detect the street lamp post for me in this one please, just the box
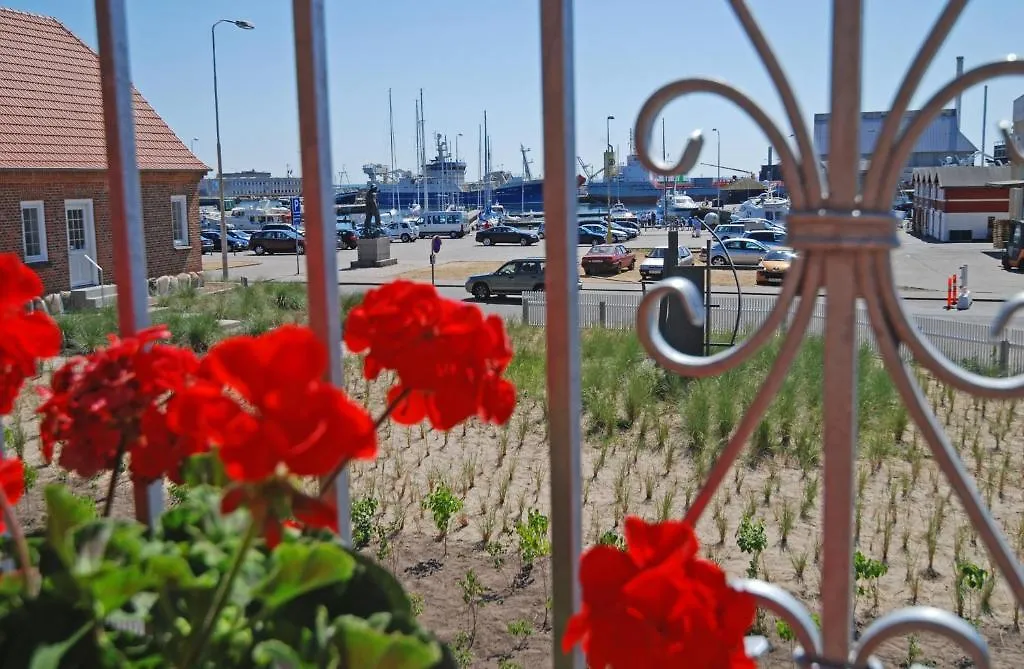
[212,18,255,282]
[455,133,463,162]
[712,127,721,206]
[606,115,614,243]
[190,137,199,153]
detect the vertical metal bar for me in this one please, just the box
[94,0,162,527]
[292,0,348,542]
[818,0,863,662]
[539,1,582,667]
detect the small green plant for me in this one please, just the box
[853,550,888,616]
[955,559,988,621]
[451,631,474,668]
[776,619,795,646]
[507,618,533,651]
[597,529,625,549]
[736,514,767,579]
[423,482,463,556]
[517,509,552,624]
[351,495,378,549]
[409,592,425,619]
[168,482,188,506]
[459,569,487,645]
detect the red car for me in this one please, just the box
[581,244,636,275]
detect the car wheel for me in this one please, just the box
[628,260,636,271]
[449,231,459,239]
[472,283,490,300]
[401,233,411,243]
[253,244,266,255]
[520,237,531,246]
[583,267,593,276]
[482,237,493,246]
[297,244,306,255]
[711,256,726,266]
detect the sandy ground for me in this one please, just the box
[7,352,1023,668]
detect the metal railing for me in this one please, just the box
[59,1,1024,667]
[523,290,1024,375]
[81,254,105,306]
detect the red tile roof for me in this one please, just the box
[0,7,208,171]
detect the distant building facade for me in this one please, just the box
[199,170,302,198]
[814,109,977,186]
[911,166,1011,241]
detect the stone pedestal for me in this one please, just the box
[350,237,398,269]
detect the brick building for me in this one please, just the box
[0,8,208,295]
[910,166,1011,241]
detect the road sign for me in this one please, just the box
[431,235,442,254]
[291,197,303,227]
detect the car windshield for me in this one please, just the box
[647,248,665,258]
[589,245,616,255]
[764,250,794,261]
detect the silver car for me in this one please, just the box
[639,246,694,280]
[466,258,582,299]
[701,238,770,266]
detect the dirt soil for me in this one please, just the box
[7,349,1024,668]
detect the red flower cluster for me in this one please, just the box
[171,325,376,483]
[564,517,755,669]
[0,254,61,415]
[0,458,25,533]
[344,281,516,430]
[38,326,201,482]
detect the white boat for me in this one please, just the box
[666,191,699,215]
[608,202,638,224]
[229,198,292,231]
[734,187,790,225]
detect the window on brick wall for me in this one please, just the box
[171,195,188,247]
[20,201,47,262]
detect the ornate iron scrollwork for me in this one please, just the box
[632,0,1024,665]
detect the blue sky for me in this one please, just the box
[8,1,1024,182]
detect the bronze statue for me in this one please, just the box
[365,184,382,235]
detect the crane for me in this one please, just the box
[577,157,605,182]
[520,144,533,181]
[698,162,755,178]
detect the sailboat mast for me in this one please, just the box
[388,88,396,210]
[483,110,490,211]
[478,124,482,210]
[419,89,427,210]
[414,100,421,210]
[661,118,668,221]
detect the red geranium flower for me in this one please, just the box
[344,281,516,430]
[0,253,61,415]
[0,458,25,533]
[220,479,339,548]
[38,326,200,481]
[563,517,755,669]
[171,325,376,482]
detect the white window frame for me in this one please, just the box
[20,200,47,263]
[170,195,189,247]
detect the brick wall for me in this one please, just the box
[0,169,205,294]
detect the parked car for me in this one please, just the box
[582,244,636,275]
[743,229,787,247]
[614,219,641,235]
[249,229,306,255]
[639,246,694,280]
[578,226,605,245]
[383,220,420,243]
[260,222,302,235]
[699,238,770,266]
[201,230,248,252]
[581,223,628,243]
[200,235,214,255]
[756,248,798,285]
[710,223,747,240]
[476,225,539,246]
[536,223,545,239]
[609,221,639,240]
[335,222,359,249]
[418,211,468,238]
[464,258,581,299]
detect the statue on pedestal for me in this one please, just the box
[364,184,383,237]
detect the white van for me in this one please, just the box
[418,211,468,239]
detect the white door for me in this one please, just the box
[65,199,98,287]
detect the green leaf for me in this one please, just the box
[78,565,147,615]
[335,615,441,669]
[180,453,230,489]
[28,621,92,669]
[342,549,413,619]
[45,485,97,566]
[256,542,355,613]
[252,639,310,667]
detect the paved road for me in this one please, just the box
[207,226,1024,327]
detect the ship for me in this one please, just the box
[583,151,662,205]
[364,134,470,210]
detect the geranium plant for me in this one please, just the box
[0,257,515,669]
